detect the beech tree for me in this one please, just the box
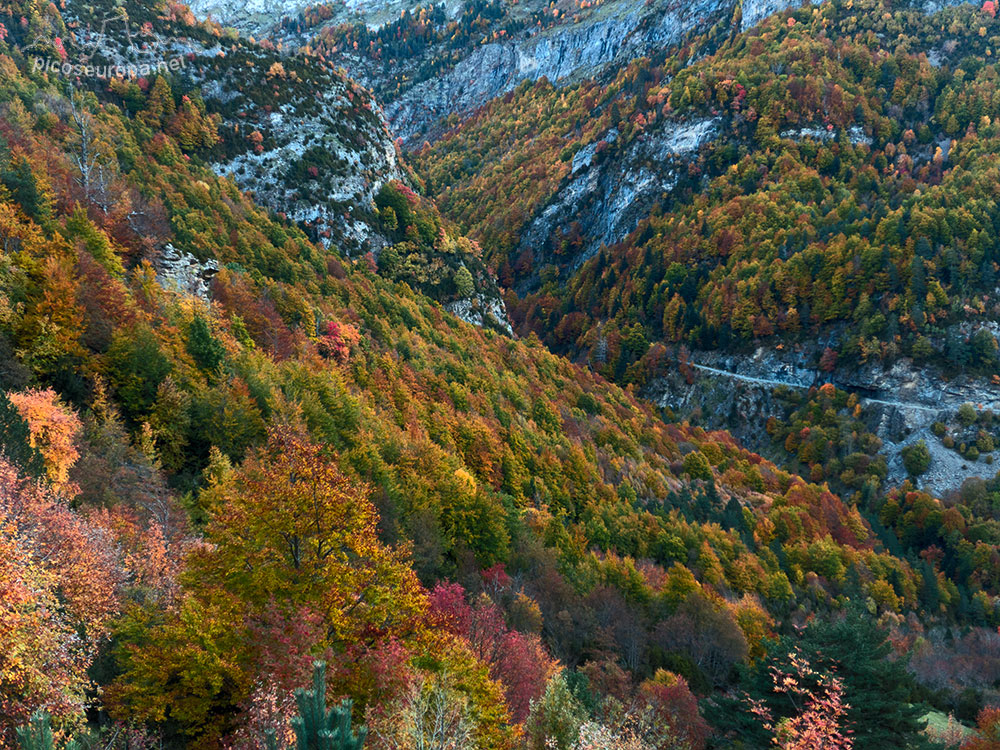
[109,426,426,743]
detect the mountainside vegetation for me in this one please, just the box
[3,0,1000,749]
[416,0,1000,382]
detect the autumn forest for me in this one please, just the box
[4,0,1000,748]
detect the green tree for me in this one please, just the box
[16,712,79,750]
[709,611,929,750]
[971,329,998,370]
[0,390,46,479]
[453,265,475,298]
[526,671,587,750]
[682,450,713,481]
[105,325,173,421]
[901,441,931,477]
[275,661,366,750]
[958,402,978,427]
[187,316,226,372]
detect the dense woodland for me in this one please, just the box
[416,0,1000,382]
[2,0,1000,749]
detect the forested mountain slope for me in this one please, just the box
[2,0,1000,749]
[417,0,1000,385]
[44,0,509,326]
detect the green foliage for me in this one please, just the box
[453,265,475,298]
[63,206,124,278]
[682,450,713,481]
[291,662,366,750]
[525,672,587,750]
[105,326,173,422]
[187,316,225,372]
[710,610,929,750]
[15,712,79,750]
[2,156,51,224]
[959,402,979,427]
[902,441,932,477]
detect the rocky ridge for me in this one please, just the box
[64,0,403,254]
[379,0,733,144]
[59,0,507,325]
[183,0,814,146]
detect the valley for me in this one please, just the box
[3,0,1000,748]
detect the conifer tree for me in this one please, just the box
[0,390,46,480]
[15,712,78,750]
[291,662,366,750]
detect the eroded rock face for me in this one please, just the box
[186,0,306,31]
[202,80,406,252]
[187,0,465,33]
[381,0,730,144]
[514,117,719,294]
[740,0,802,30]
[184,0,735,145]
[155,244,220,301]
[446,294,514,335]
[64,0,404,255]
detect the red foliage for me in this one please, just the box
[0,460,123,737]
[639,674,710,750]
[315,320,359,363]
[428,582,557,723]
[747,650,852,750]
[963,706,1000,749]
[229,602,328,750]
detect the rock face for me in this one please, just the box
[740,0,803,30]
[59,0,505,324]
[155,244,220,301]
[515,117,720,293]
[185,0,306,31]
[200,75,406,253]
[187,0,465,33]
[64,0,404,255]
[184,0,736,145]
[446,295,514,336]
[380,0,731,144]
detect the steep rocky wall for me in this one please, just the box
[187,0,466,32]
[514,117,720,293]
[383,0,731,144]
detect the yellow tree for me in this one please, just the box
[192,424,426,642]
[110,425,427,742]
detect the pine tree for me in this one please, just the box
[801,612,930,749]
[707,610,930,749]
[15,711,79,750]
[290,662,366,750]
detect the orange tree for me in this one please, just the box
[108,425,427,744]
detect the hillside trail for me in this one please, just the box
[690,363,943,414]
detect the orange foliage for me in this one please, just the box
[8,388,81,492]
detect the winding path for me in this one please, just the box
[690,363,943,414]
